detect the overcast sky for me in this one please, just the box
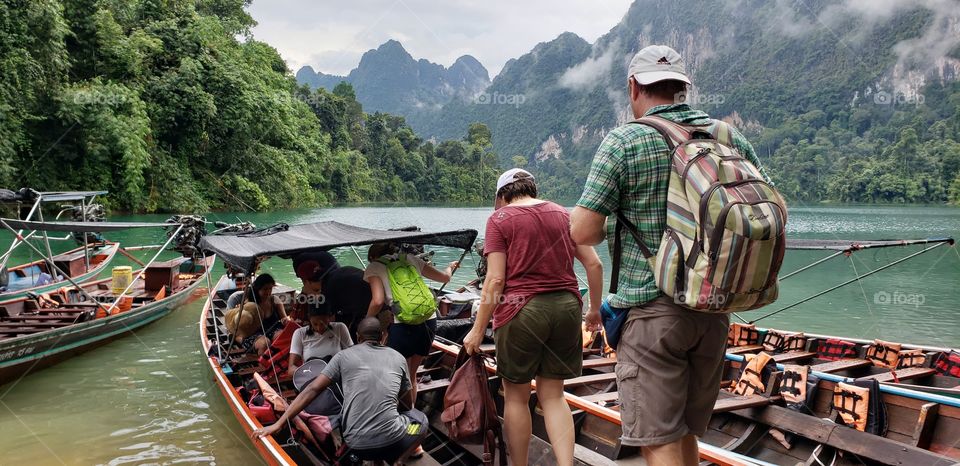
[247,0,634,77]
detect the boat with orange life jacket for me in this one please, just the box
[198,220,486,465]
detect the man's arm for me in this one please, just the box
[252,374,333,439]
[571,132,625,245]
[570,208,607,246]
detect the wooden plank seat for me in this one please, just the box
[713,392,781,413]
[0,321,72,328]
[581,391,620,404]
[727,344,764,355]
[563,373,617,388]
[418,378,452,394]
[810,358,872,373]
[771,351,817,363]
[2,315,81,321]
[857,367,937,383]
[582,358,616,370]
[730,401,954,465]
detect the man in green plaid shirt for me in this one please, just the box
[571,45,767,465]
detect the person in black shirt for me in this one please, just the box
[292,252,372,338]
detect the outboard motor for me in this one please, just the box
[64,203,106,244]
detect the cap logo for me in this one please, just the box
[657,56,671,65]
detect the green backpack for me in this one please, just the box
[380,257,437,324]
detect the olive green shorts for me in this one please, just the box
[494,291,583,384]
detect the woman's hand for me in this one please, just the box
[585,307,602,333]
[251,422,282,440]
[463,327,484,355]
[447,261,460,271]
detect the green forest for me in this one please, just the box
[0,0,499,212]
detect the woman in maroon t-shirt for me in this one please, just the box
[464,168,603,466]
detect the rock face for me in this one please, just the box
[295,40,490,115]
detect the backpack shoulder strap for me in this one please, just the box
[609,210,654,294]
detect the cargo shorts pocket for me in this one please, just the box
[614,362,640,428]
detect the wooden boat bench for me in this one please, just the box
[581,391,620,404]
[810,358,872,373]
[729,400,954,464]
[714,392,782,413]
[582,358,616,370]
[563,373,617,388]
[727,345,764,355]
[771,351,816,363]
[857,367,937,383]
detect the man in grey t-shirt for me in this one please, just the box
[253,317,429,464]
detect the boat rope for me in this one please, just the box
[847,255,877,328]
[748,241,949,324]
[350,246,366,267]
[779,250,846,281]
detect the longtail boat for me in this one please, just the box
[0,218,215,385]
[2,242,119,301]
[197,221,769,466]
[0,189,120,301]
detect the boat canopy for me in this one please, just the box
[0,218,172,232]
[0,189,108,204]
[787,237,954,253]
[200,221,479,273]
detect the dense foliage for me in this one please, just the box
[0,0,498,212]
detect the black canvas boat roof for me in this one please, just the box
[200,221,478,272]
[787,237,954,252]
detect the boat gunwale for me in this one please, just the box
[199,274,296,466]
[0,242,120,302]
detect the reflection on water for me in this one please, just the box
[0,205,957,464]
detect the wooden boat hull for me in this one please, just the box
[0,242,119,302]
[0,255,212,386]
[200,275,301,466]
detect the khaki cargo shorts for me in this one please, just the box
[615,297,729,447]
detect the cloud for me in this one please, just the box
[246,0,633,76]
[558,40,620,90]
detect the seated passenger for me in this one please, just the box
[292,251,372,334]
[225,273,251,309]
[287,304,353,376]
[224,273,289,348]
[364,242,458,400]
[253,317,428,465]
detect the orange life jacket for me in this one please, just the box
[762,329,806,353]
[833,382,870,432]
[896,349,926,369]
[780,364,809,405]
[934,351,960,377]
[732,352,773,396]
[864,339,900,368]
[728,323,760,347]
[816,338,858,361]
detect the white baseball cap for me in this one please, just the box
[628,45,691,85]
[495,168,534,196]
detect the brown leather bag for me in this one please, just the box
[441,348,506,465]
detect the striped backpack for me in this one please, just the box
[611,116,787,313]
